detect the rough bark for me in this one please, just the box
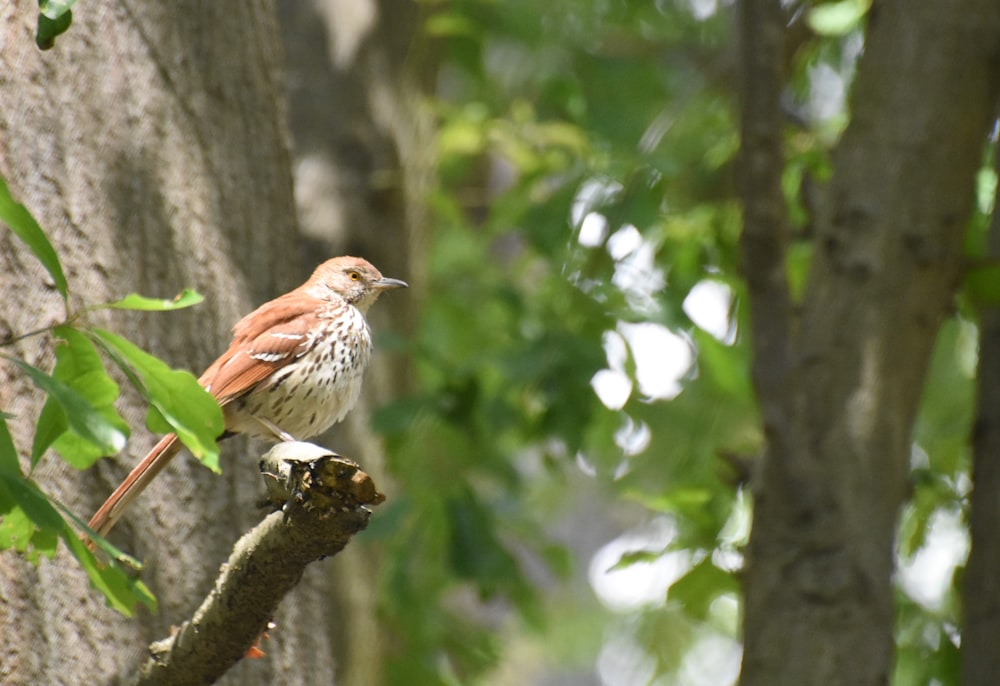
[739,1,1000,685]
[0,2,370,684]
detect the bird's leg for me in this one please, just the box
[253,416,299,443]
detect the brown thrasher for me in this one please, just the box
[87,256,407,537]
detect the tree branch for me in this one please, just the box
[135,443,384,686]
[737,0,794,416]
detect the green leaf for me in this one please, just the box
[39,0,77,19]
[62,531,157,615]
[35,8,73,50]
[0,413,21,477]
[0,175,68,299]
[32,326,130,468]
[0,475,61,562]
[31,399,67,470]
[8,474,154,613]
[36,1,77,50]
[0,472,64,532]
[976,165,997,216]
[6,357,127,459]
[807,0,871,36]
[0,470,154,614]
[0,506,36,553]
[963,263,1000,306]
[52,498,144,570]
[446,489,530,601]
[90,329,223,471]
[669,557,739,620]
[610,547,669,571]
[785,241,813,303]
[96,288,205,312]
[424,12,482,38]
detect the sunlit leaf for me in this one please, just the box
[6,357,127,460]
[0,505,36,553]
[51,498,145,570]
[976,166,997,216]
[610,547,669,571]
[0,175,67,298]
[96,288,205,312]
[807,0,871,36]
[424,12,481,38]
[90,329,223,471]
[913,319,975,478]
[669,557,739,620]
[32,326,130,468]
[38,0,77,19]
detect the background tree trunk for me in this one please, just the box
[276,1,430,683]
[0,1,416,683]
[740,2,1000,685]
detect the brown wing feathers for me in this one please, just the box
[87,293,320,538]
[200,292,320,402]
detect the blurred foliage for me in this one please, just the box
[367,0,987,684]
[378,0,754,682]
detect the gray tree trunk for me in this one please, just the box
[0,1,379,683]
[739,1,1000,685]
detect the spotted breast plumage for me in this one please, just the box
[226,304,372,440]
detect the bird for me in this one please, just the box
[87,256,407,538]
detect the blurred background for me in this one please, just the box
[278,1,970,684]
[0,0,978,684]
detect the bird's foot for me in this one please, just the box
[254,416,299,443]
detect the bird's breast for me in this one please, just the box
[229,307,373,441]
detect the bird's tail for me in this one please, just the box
[87,434,182,539]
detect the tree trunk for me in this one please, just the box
[739,1,1000,685]
[277,1,431,683]
[0,2,367,683]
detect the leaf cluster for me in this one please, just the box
[0,175,223,614]
[376,1,757,681]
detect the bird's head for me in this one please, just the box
[309,256,408,311]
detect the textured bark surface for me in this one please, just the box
[0,2,351,684]
[739,1,1000,685]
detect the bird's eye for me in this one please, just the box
[348,271,361,281]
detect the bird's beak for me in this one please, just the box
[374,277,408,291]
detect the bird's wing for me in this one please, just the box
[199,291,327,403]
